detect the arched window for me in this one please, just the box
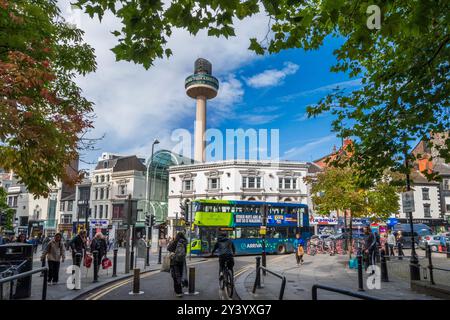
[248,197,256,201]
[285,198,292,202]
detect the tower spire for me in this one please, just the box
[185,58,219,162]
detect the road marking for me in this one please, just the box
[85,259,211,300]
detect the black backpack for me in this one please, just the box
[173,241,186,263]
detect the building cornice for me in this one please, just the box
[168,160,310,173]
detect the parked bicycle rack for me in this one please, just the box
[252,257,286,300]
[312,284,381,300]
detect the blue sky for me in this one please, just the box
[61,2,362,169]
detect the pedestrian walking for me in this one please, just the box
[387,230,396,256]
[293,233,305,265]
[90,232,107,275]
[363,227,377,271]
[41,233,65,285]
[396,231,405,258]
[70,230,87,267]
[167,232,187,297]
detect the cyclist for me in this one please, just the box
[212,232,236,280]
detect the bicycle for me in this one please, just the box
[219,260,234,298]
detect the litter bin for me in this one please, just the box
[0,243,33,299]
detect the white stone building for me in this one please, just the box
[397,170,442,225]
[167,160,311,235]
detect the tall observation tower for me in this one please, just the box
[185,58,219,162]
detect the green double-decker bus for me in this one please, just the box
[187,199,311,256]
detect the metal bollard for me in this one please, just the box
[145,245,150,267]
[42,268,48,300]
[185,267,199,295]
[357,250,364,291]
[130,250,134,270]
[427,245,435,285]
[255,256,262,289]
[129,268,144,295]
[447,244,450,259]
[158,245,162,264]
[112,248,118,277]
[380,250,389,282]
[384,242,390,261]
[93,250,99,283]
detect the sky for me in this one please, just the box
[60,1,362,170]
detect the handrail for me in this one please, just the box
[426,244,450,285]
[252,257,286,300]
[0,267,48,300]
[312,284,381,300]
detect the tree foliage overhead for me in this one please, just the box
[305,166,400,221]
[0,187,14,230]
[75,0,449,185]
[0,0,97,196]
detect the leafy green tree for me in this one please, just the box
[0,187,14,230]
[75,0,449,184]
[0,0,97,197]
[305,166,399,258]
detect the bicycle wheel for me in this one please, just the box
[219,271,225,290]
[224,269,234,298]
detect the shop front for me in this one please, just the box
[397,218,449,233]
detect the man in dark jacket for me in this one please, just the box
[363,227,377,271]
[212,232,236,279]
[70,230,86,266]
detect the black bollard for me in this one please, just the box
[145,245,150,267]
[357,250,364,291]
[129,268,144,295]
[112,248,118,277]
[380,249,389,282]
[185,267,199,295]
[384,242,390,261]
[447,244,450,259]
[158,245,162,264]
[93,250,99,283]
[255,256,262,289]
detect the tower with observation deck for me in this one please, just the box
[185,58,219,163]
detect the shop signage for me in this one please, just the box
[90,219,109,228]
[309,216,338,225]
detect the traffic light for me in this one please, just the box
[150,215,155,226]
[145,215,150,226]
[0,213,5,227]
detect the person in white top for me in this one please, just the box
[387,230,396,256]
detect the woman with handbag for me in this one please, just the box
[167,232,187,297]
[90,232,107,276]
[293,233,305,266]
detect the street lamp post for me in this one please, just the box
[145,139,159,243]
[404,146,420,281]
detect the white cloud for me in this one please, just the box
[245,62,299,88]
[283,135,335,160]
[280,79,362,102]
[57,0,270,168]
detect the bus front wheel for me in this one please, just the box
[276,245,286,254]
